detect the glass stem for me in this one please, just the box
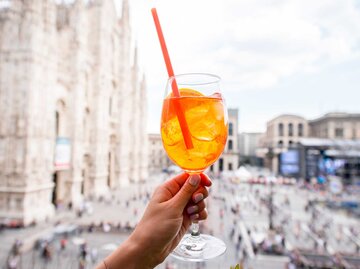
[191,221,200,237]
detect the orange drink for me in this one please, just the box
[152,6,227,259]
[161,88,228,172]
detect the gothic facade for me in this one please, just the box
[0,0,148,225]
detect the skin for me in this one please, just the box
[96,173,211,269]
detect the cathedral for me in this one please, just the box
[0,0,148,225]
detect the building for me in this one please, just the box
[148,134,171,174]
[211,108,240,174]
[265,114,309,149]
[263,114,308,174]
[0,0,148,225]
[239,132,263,166]
[298,138,360,185]
[262,112,360,178]
[309,112,360,139]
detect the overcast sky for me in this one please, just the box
[115,0,360,134]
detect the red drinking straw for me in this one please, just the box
[151,8,194,149]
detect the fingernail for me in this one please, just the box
[189,175,200,186]
[193,193,204,203]
[190,213,199,221]
[187,205,198,215]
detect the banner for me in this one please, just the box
[54,137,71,170]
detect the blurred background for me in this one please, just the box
[0,0,359,268]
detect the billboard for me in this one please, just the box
[280,150,299,175]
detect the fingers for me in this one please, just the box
[197,209,208,221]
[200,173,212,187]
[162,172,189,196]
[192,185,209,204]
[186,200,208,222]
[171,174,201,211]
[153,173,189,202]
[186,200,206,215]
[154,173,212,204]
[189,209,208,222]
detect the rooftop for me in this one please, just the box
[310,112,360,123]
[299,138,360,149]
[267,114,307,124]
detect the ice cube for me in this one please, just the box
[190,118,222,142]
[185,103,210,124]
[161,117,183,146]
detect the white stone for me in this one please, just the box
[0,0,148,225]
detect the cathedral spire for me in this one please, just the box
[121,0,130,24]
[133,46,138,68]
[140,73,147,97]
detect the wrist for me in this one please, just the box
[129,228,163,268]
[104,233,157,269]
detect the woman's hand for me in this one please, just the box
[132,173,211,266]
[98,173,211,269]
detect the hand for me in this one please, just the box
[99,173,211,269]
[132,173,211,266]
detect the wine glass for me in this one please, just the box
[161,73,228,261]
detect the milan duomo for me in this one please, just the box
[0,0,148,225]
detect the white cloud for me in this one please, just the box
[115,0,360,132]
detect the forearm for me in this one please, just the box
[96,232,158,269]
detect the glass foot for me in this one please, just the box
[171,234,226,262]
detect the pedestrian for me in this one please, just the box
[281,236,286,248]
[42,242,52,263]
[80,243,88,260]
[68,201,73,211]
[230,227,235,239]
[77,208,83,218]
[238,234,242,244]
[60,237,67,251]
[11,240,21,256]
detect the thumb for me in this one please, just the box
[172,174,201,211]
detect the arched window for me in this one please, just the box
[278,123,284,136]
[55,100,66,137]
[298,123,303,136]
[288,123,293,137]
[219,158,224,172]
[229,122,233,136]
[278,140,283,148]
[228,140,233,151]
[289,140,293,148]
